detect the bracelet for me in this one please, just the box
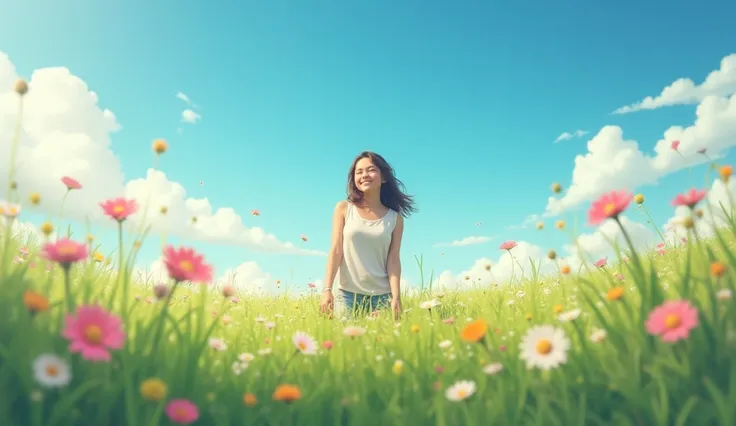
[322,288,332,292]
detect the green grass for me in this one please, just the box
[1,210,735,426]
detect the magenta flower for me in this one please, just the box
[163,245,213,283]
[672,189,707,209]
[165,399,200,424]
[41,239,88,269]
[645,300,699,343]
[594,258,607,268]
[100,197,139,222]
[588,190,633,225]
[671,140,680,150]
[61,176,82,190]
[62,305,126,361]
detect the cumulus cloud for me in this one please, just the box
[614,53,736,114]
[434,216,659,290]
[433,235,492,248]
[181,109,201,124]
[554,129,588,143]
[0,51,320,256]
[544,93,736,217]
[176,92,191,105]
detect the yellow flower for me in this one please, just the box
[551,183,562,193]
[411,324,420,333]
[555,220,565,229]
[392,360,404,375]
[525,313,532,321]
[93,252,105,263]
[634,194,644,204]
[606,287,624,301]
[139,378,167,401]
[29,193,41,205]
[553,304,563,314]
[152,139,168,155]
[40,222,54,236]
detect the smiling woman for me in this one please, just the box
[320,151,417,320]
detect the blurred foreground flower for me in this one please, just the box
[62,304,126,362]
[273,384,302,403]
[645,300,699,343]
[445,380,476,401]
[32,354,71,388]
[140,378,167,401]
[165,399,200,424]
[163,245,213,283]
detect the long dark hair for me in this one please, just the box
[346,151,417,217]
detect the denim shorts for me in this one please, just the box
[336,289,391,317]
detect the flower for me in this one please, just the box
[645,300,699,343]
[392,360,404,375]
[671,189,707,209]
[100,197,138,222]
[551,182,562,193]
[460,318,487,343]
[23,290,50,313]
[606,287,624,301]
[208,338,227,351]
[300,234,308,242]
[163,245,213,283]
[519,325,571,370]
[590,328,607,343]
[152,139,168,154]
[594,258,607,268]
[61,304,126,362]
[61,176,81,190]
[438,340,452,349]
[560,265,571,274]
[321,340,333,350]
[720,165,732,183]
[588,190,632,225]
[165,399,200,424]
[243,392,257,406]
[499,241,517,251]
[634,193,644,204]
[32,354,71,388]
[411,324,420,333]
[140,378,167,401]
[273,384,302,403]
[41,239,88,269]
[292,331,317,355]
[445,380,476,401]
[343,326,366,337]
[0,201,21,218]
[482,362,503,375]
[558,309,581,322]
[671,140,680,150]
[14,78,28,95]
[251,209,260,216]
[710,261,726,278]
[419,299,441,309]
[40,221,54,236]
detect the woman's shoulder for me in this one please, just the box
[333,200,350,215]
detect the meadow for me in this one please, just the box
[2,79,736,426]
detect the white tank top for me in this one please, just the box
[338,201,398,295]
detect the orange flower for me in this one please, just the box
[552,304,563,314]
[152,139,168,154]
[243,392,257,406]
[720,165,733,183]
[711,261,726,278]
[23,290,50,313]
[606,287,624,301]
[560,265,571,275]
[273,384,302,403]
[460,318,487,343]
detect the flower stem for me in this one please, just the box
[63,265,74,313]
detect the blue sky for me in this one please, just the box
[2,0,736,291]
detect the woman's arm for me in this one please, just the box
[387,214,405,300]
[323,201,347,292]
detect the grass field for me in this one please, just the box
[2,80,736,426]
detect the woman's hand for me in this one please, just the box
[391,297,402,321]
[319,290,334,316]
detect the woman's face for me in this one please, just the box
[354,157,383,193]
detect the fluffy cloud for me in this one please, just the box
[554,129,588,143]
[434,216,658,290]
[181,109,201,124]
[176,92,192,105]
[614,53,736,114]
[433,235,492,248]
[0,51,320,256]
[545,93,736,217]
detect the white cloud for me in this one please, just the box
[176,92,191,104]
[544,93,736,217]
[433,235,492,248]
[181,109,201,124]
[614,53,736,114]
[435,216,659,289]
[554,129,588,143]
[0,51,321,256]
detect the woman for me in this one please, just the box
[320,151,416,320]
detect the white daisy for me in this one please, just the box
[438,340,452,349]
[208,337,227,351]
[589,328,607,343]
[32,354,71,388]
[445,380,476,401]
[419,299,441,309]
[238,352,255,362]
[292,331,317,355]
[558,309,581,322]
[257,348,272,356]
[482,362,503,375]
[717,289,732,301]
[343,326,366,337]
[519,325,571,370]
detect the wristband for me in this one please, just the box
[322,288,332,292]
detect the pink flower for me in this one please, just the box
[61,176,82,190]
[251,209,260,216]
[41,238,88,268]
[645,300,699,343]
[163,245,213,283]
[672,189,707,209]
[165,399,200,424]
[61,304,126,361]
[300,234,308,242]
[307,282,316,289]
[442,316,455,324]
[656,243,664,249]
[671,140,680,150]
[594,258,607,268]
[322,340,333,350]
[499,241,517,251]
[588,190,633,225]
[100,197,138,222]
[657,249,666,256]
